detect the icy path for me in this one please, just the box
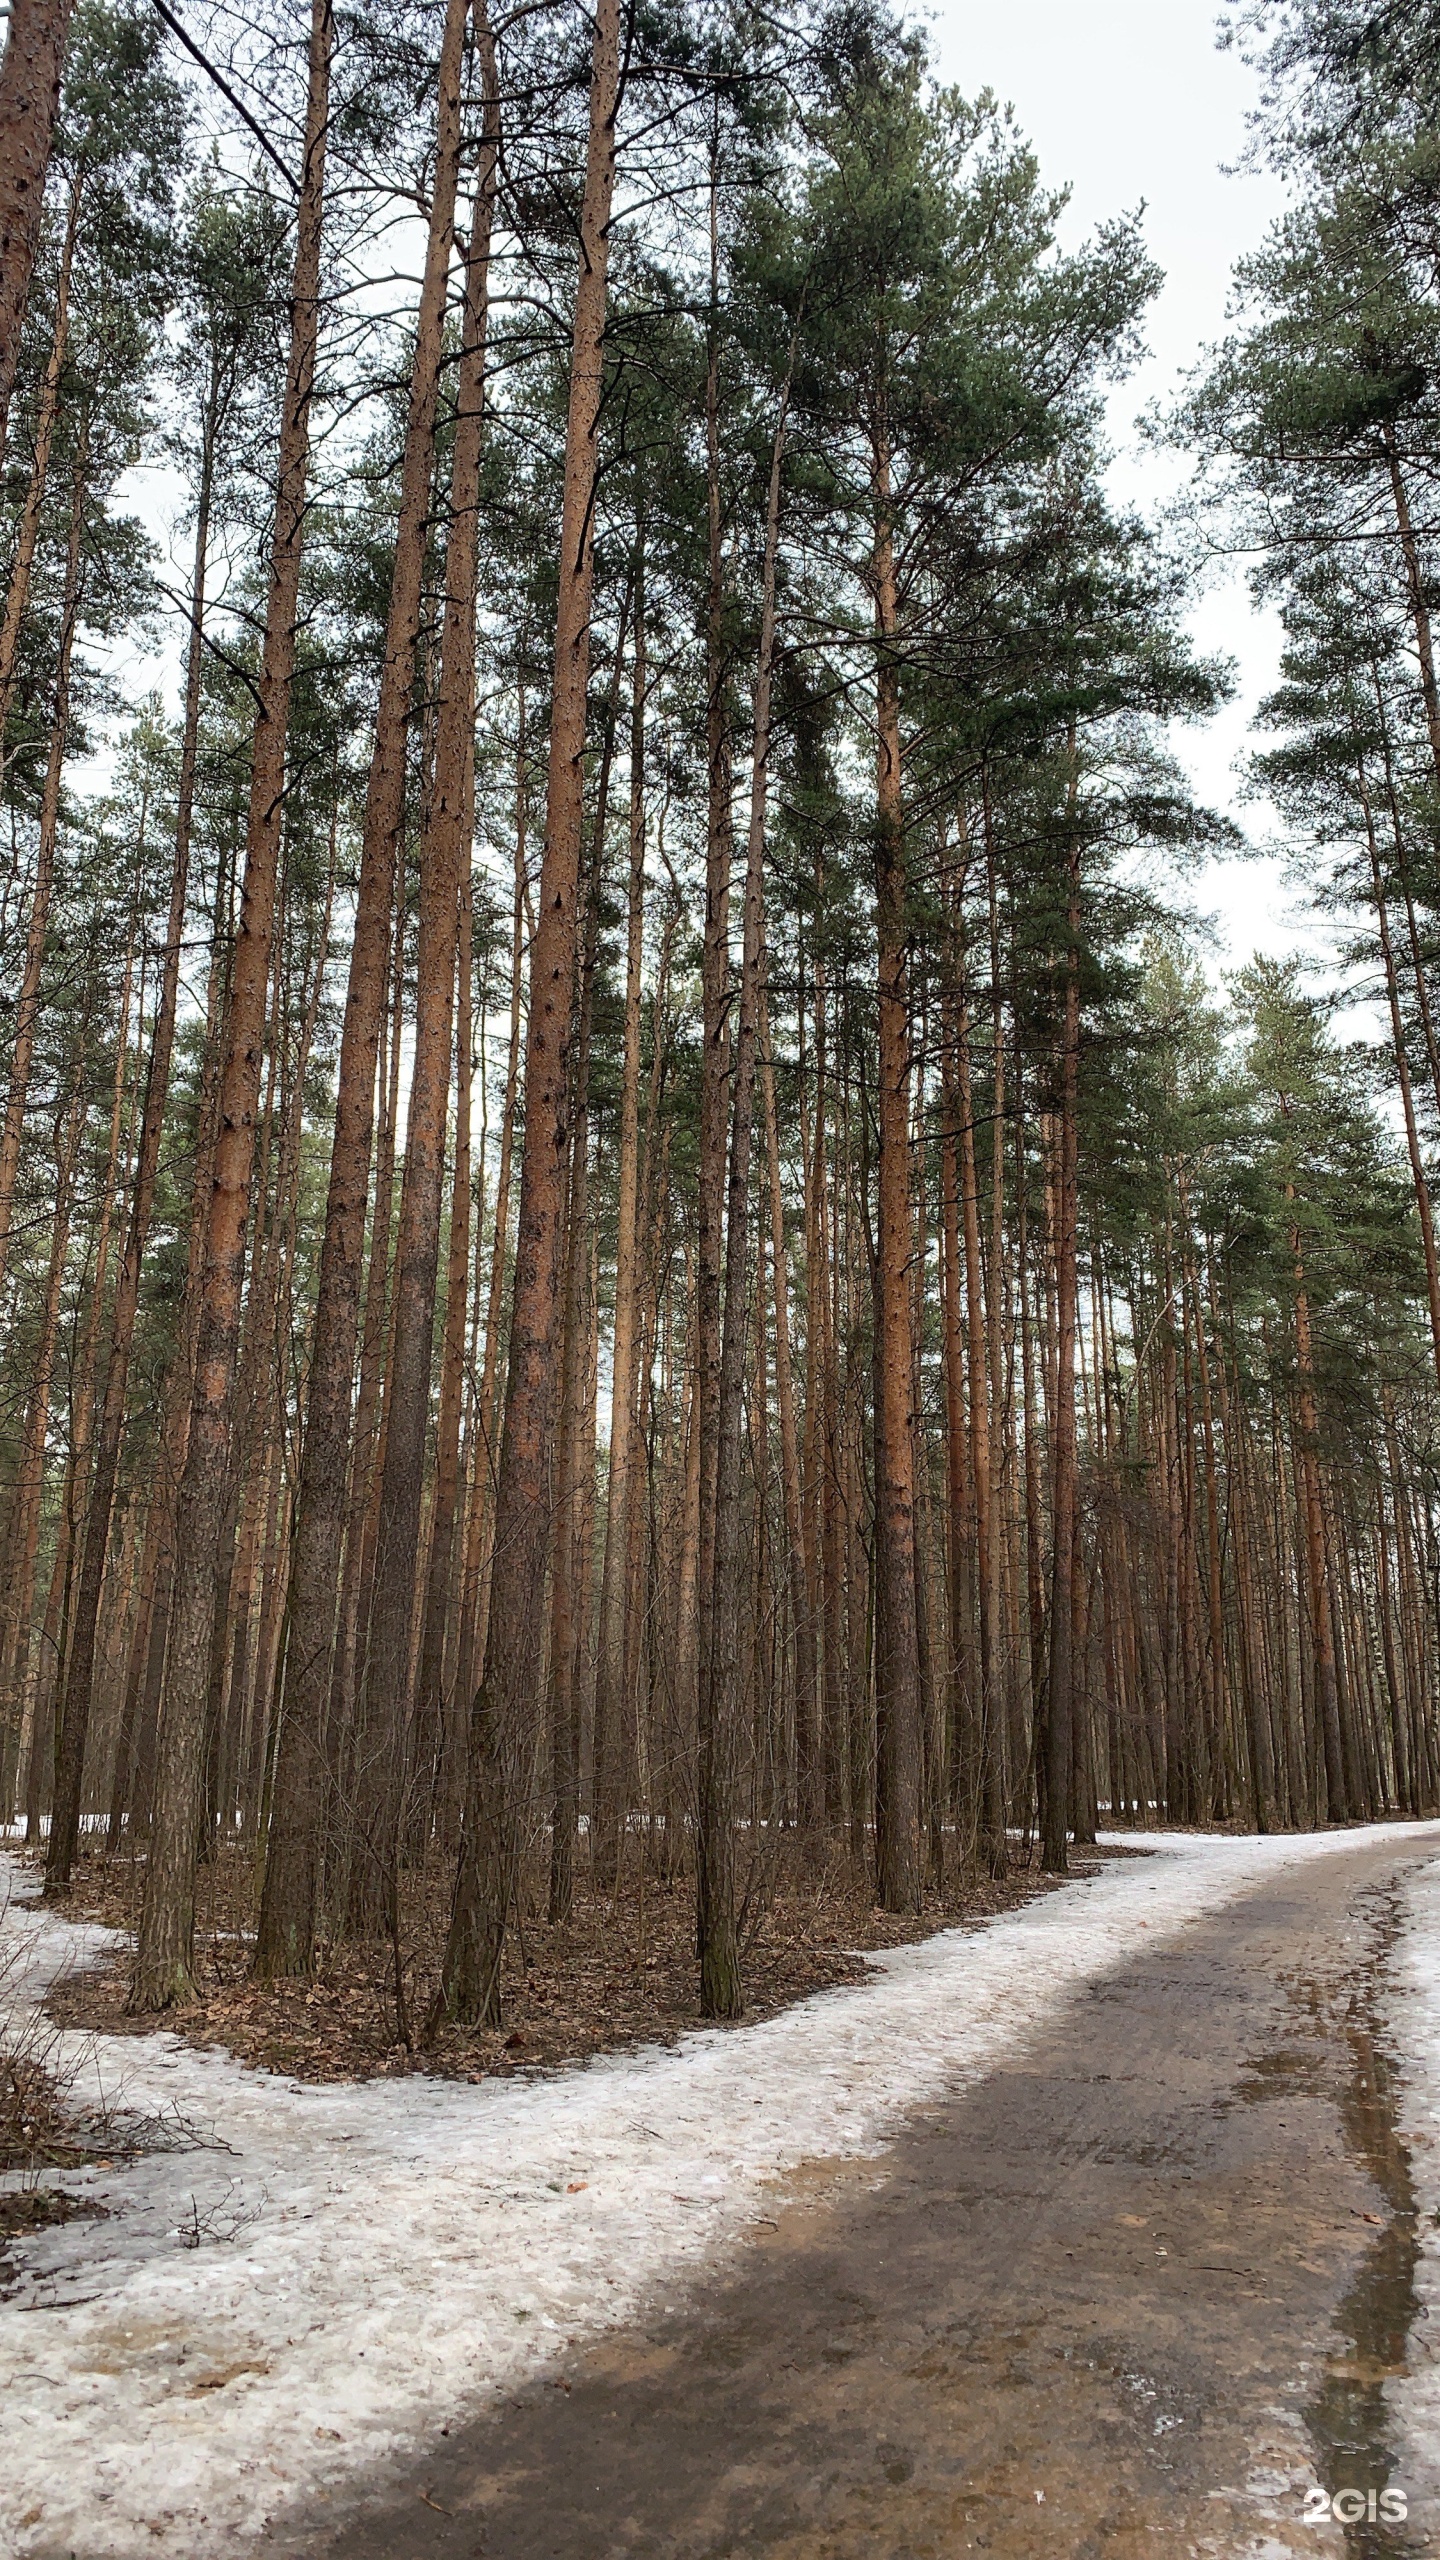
[0,1828,1435,2560]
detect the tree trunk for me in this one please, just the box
[1013,1041,1047,1783]
[542,590,626,1915]
[695,144,732,1767]
[1382,426,1440,793]
[255,0,483,1980]
[433,0,621,2028]
[0,1068,83,1784]
[46,891,139,1795]
[699,371,788,2014]
[47,403,217,1893]
[351,56,496,1934]
[107,900,226,1850]
[326,891,405,1836]
[409,861,474,1844]
[0,0,75,468]
[1041,812,1081,1874]
[545,830,603,1925]
[870,424,921,1915]
[938,981,975,1851]
[130,0,332,2011]
[592,569,647,1888]
[1289,1220,1348,1822]
[0,407,85,1305]
[1357,754,1440,1392]
[953,929,1005,1874]
[0,164,79,734]
[760,986,817,1831]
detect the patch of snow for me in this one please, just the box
[2,1826,1434,2557]
[1385,1845,1440,2520]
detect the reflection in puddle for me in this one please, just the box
[1301,1896,1423,2558]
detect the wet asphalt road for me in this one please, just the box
[269,1835,1440,2560]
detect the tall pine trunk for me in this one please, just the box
[0,0,75,467]
[410,862,474,1841]
[130,0,332,2011]
[695,140,732,1760]
[699,372,788,2014]
[1289,1216,1349,1822]
[1041,814,1081,1873]
[0,163,78,731]
[760,987,817,1830]
[592,569,646,1887]
[870,423,921,1914]
[254,0,483,1977]
[0,1062,83,1784]
[47,396,217,1893]
[433,0,621,2027]
[356,68,497,1925]
[0,409,85,1304]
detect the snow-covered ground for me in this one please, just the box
[1,1827,1437,2560]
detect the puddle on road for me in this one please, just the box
[1301,1892,1424,2560]
[1232,2043,1328,2106]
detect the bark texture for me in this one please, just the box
[0,0,74,468]
[433,0,621,2028]
[131,0,332,2011]
[254,0,483,1978]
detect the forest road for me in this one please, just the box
[274,1833,1440,2560]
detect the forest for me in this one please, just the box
[0,0,1437,2052]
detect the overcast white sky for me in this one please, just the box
[928,0,1326,979]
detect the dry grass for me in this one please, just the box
[34,1830,1095,2086]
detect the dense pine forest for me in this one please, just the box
[1,0,1438,2040]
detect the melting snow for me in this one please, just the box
[1385,1848,1440,2519]
[2,1825,1436,2557]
